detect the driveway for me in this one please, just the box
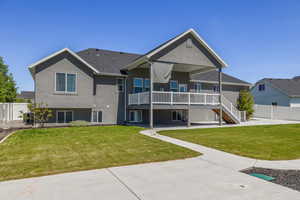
[0,157,299,200]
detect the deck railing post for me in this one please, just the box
[204,94,207,104]
[188,93,190,105]
[171,92,173,105]
[138,93,140,105]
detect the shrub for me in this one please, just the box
[237,90,254,120]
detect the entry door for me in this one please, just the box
[179,84,187,92]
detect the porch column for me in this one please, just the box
[149,63,153,129]
[218,68,223,126]
[187,106,191,127]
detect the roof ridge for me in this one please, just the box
[77,48,141,56]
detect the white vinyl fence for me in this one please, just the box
[0,103,29,122]
[254,104,300,121]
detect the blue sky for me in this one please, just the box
[1,0,300,92]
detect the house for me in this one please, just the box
[28,28,250,127]
[251,77,300,107]
[17,91,34,102]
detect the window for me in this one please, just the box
[272,102,278,106]
[133,78,143,93]
[213,85,220,92]
[56,110,73,123]
[92,111,102,122]
[55,73,76,93]
[117,78,124,92]
[129,110,142,122]
[172,110,184,121]
[195,83,202,93]
[170,80,178,92]
[179,84,187,92]
[258,84,265,91]
[144,79,150,92]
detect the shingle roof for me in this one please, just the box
[76,48,141,75]
[17,91,34,99]
[261,77,300,97]
[190,70,251,86]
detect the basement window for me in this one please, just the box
[129,110,142,122]
[92,111,102,123]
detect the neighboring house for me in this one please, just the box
[28,28,249,126]
[251,77,300,107]
[16,91,34,102]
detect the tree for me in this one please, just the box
[21,103,53,127]
[0,57,17,102]
[237,90,254,120]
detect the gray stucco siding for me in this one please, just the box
[35,58,94,108]
[150,33,221,68]
[94,75,125,124]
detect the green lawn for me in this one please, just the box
[0,126,199,181]
[159,124,300,161]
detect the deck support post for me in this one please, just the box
[187,105,191,127]
[149,63,153,129]
[218,68,223,126]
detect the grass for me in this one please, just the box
[0,126,200,181]
[159,124,300,160]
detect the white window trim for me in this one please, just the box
[129,110,142,122]
[54,72,77,94]
[91,110,102,123]
[56,110,74,123]
[133,77,144,93]
[116,78,124,92]
[170,80,178,91]
[179,84,188,92]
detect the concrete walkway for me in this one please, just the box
[141,118,300,170]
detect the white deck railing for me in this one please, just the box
[128,91,220,105]
[221,95,242,122]
[128,91,245,123]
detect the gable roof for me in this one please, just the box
[123,28,228,70]
[190,70,251,86]
[28,29,227,77]
[28,48,101,76]
[76,48,141,76]
[258,78,300,97]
